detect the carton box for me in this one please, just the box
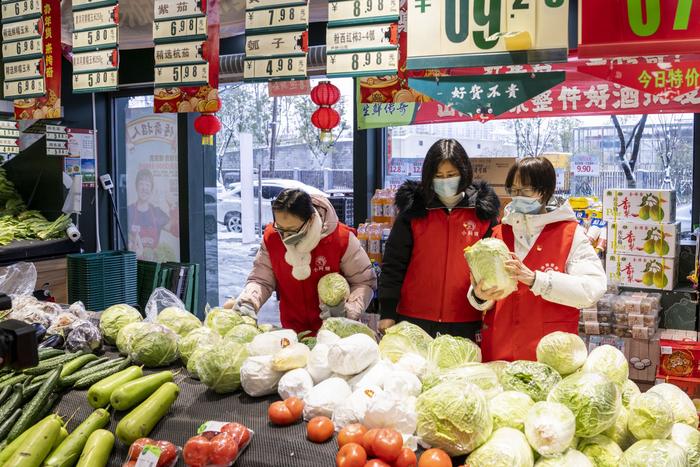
[620,286,699,331]
[660,329,698,341]
[659,339,700,379]
[607,222,680,258]
[586,333,660,383]
[606,254,678,291]
[603,189,676,223]
[471,157,516,197]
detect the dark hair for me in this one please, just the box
[272,189,314,221]
[135,169,154,187]
[505,157,557,204]
[421,139,473,199]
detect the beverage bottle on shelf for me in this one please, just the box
[382,189,396,225]
[368,223,382,264]
[370,190,383,223]
[357,223,368,253]
[380,227,391,259]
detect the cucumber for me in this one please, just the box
[38,349,64,360]
[35,392,60,422]
[68,359,130,389]
[110,371,174,411]
[23,352,84,376]
[0,374,29,390]
[0,385,23,422]
[59,358,127,389]
[0,408,22,441]
[115,382,180,445]
[60,354,98,377]
[0,385,12,406]
[5,367,62,443]
[43,408,110,467]
[4,415,62,467]
[75,429,114,467]
[82,357,110,370]
[0,415,62,464]
[0,372,16,384]
[87,366,143,408]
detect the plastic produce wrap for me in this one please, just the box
[466,427,535,467]
[378,321,433,362]
[306,343,333,384]
[525,401,576,457]
[464,238,518,297]
[317,273,350,307]
[224,324,261,344]
[327,334,379,376]
[348,360,394,391]
[536,332,588,376]
[501,360,561,402]
[248,330,298,356]
[534,449,594,466]
[65,319,102,352]
[648,383,700,428]
[603,405,635,450]
[489,391,534,432]
[319,317,375,339]
[156,307,202,338]
[383,370,421,398]
[197,341,249,394]
[670,423,700,466]
[9,304,53,328]
[46,312,81,336]
[577,434,624,467]
[427,334,481,370]
[128,323,180,367]
[67,301,88,319]
[205,306,245,336]
[303,377,352,420]
[240,355,284,397]
[627,392,674,440]
[363,392,418,435]
[582,345,629,387]
[116,321,149,355]
[0,261,37,296]
[178,327,220,365]
[271,343,310,372]
[423,364,501,399]
[187,346,214,380]
[621,440,687,467]
[123,439,179,467]
[183,421,254,467]
[332,385,382,430]
[395,353,428,380]
[99,304,143,345]
[278,368,314,400]
[145,287,186,321]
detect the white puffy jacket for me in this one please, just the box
[468,201,607,311]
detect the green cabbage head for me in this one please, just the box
[317,273,350,306]
[416,381,492,456]
[205,307,245,336]
[621,379,641,408]
[466,427,534,467]
[627,392,674,440]
[156,306,202,337]
[224,323,262,344]
[178,327,220,365]
[423,364,501,399]
[464,238,517,296]
[577,435,623,467]
[320,317,376,339]
[525,401,576,457]
[648,383,700,428]
[582,345,628,387]
[489,390,534,432]
[99,304,142,344]
[378,321,432,362]
[536,331,588,376]
[427,334,481,370]
[547,372,620,438]
[116,321,148,355]
[534,449,594,466]
[129,323,179,367]
[485,360,509,380]
[500,360,562,402]
[187,346,213,379]
[671,423,700,467]
[621,440,687,467]
[196,341,249,393]
[603,405,636,451]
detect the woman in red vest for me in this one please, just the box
[471,157,606,361]
[378,139,500,340]
[229,189,376,334]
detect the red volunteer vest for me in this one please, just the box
[398,208,490,323]
[264,223,351,334]
[481,221,579,362]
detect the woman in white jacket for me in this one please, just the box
[469,157,606,361]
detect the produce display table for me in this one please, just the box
[54,365,339,466]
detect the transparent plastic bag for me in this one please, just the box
[184,421,254,466]
[47,313,81,336]
[65,319,102,352]
[67,301,88,319]
[0,262,37,297]
[145,287,186,322]
[123,438,180,467]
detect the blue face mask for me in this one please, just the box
[433,176,461,198]
[510,196,543,214]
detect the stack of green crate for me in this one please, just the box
[67,251,138,311]
[136,260,200,314]
[137,260,161,311]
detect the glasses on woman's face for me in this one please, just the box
[507,186,539,197]
[273,218,308,238]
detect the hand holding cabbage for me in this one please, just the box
[464,238,518,300]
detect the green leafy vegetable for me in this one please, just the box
[500,360,561,402]
[317,273,350,306]
[536,331,588,376]
[464,238,517,296]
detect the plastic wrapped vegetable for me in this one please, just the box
[489,391,535,432]
[99,303,142,344]
[582,345,628,387]
[395,353,428,380]
[319,317,375,339]
[348,360,394,391]
[364,392,418,436]
[464,238,517,297]
[271,343,311,372]
[423,364,501,399]
[534,449,593,466]
[536,332,588,376]
[627,392,674,440]
[416,382,492,456]
[466,427,535,467]
[155,307,201,337]
[240,355,284,397]
[205,307,244,336]
[224,323,261,344]
[317,273,350,307]
[621,440,687,467]
[116,321,148,355]
[525,401,576,457]
[621,379,641,408]
[65,319,102,352]
[383,370,421,399]
[197,341,249,394]
[603,405,635,450]
[248,329,298,356]
[278,368,314,400]
[129,323,179,367]
[427,334,481,370]
[577,435,624,467]
[332,385,382,430]
[670,423,700,466]
[378,321,433,363]
[501,360,561,402]
[178,327,220,365]
[327,334,379,376]
[186,346,213,379]
[303,377,352,420]
[648,383,699,428]
[306,343,333,384]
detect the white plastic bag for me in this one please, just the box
[303,377,352,420]
[348,360,394,391]
[383,370,422,398]
[327,334,379,376]
[278,368,314,400]
[363,393,418,436]
[144,287,186,321]
[395,353,429,380]
[306,343,332,384]
[272,343,310,372]
[240,356,284,397]
[332,385,383,430]
[0,262,36,297]
[316,330,341,346]
[248,329,298,356]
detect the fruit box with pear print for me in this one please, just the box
[607,222,680,258]
[606,254,678,291]
[603,189,676,223]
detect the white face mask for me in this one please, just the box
[433,176,461,198]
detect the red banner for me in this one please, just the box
[14,0,61,121]
[268,80,310,97]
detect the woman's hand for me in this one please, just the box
[471,273,506,301]
[505,253,536,287]
[378,319,395,335]
[223,298,236,309]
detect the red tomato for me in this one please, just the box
[371,429,403,463]
[183,435,211,466]
[128,438,155,460]
[268,400,299,426]
[394,447,417,467]
[338,424,368,448]
[417,449,452,467]
[364,460,391,467]
[362,429,381,457]
[154,441,178,467]
[307,416,335,443]
[285,397,305,419]
[122,462,137,467]
[209,433,239,465]
[221,422,251,447]
[336,442,367,467]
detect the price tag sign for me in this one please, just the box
[73,49,119,72]
[327,49,397,77]
[72,69,118,93]
[573,154,600,177]
[2,37,42,61]
[245,31,306,57]
[73,5,119,32]
[46,139,66,150]
[0,128,20,138]
[153,16,208,43]
[1,0,41,23]
[246,0,307,10]
[2,17,42,42]
[0,121,18,131]
[3,77,45,99]
[72,0,117,11]
[154,0,204,20]
[72,26,118,52]
[154,41,206,65]
[0,145,19,154]
[45,124,66,134]
[0,137,18,147]
[245,5,308,33]
[244,56,307,81]
[4,57,43,81]
[154,63,209,86]
[328,0,399,26]
[326,23,396,52]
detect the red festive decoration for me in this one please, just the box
[194,113,222,146]
[310,81,341,142]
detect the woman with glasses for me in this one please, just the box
[470,157,606,361]
[378,139,500,340]
[227,188,376,334]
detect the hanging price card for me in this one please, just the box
[154,41,206,65]
[327,49,398,77]
[72,4,119,32]
[153,16,208,43]
[72,26,118,52]
[3,57,43,81]
[0,145,19,154]
[245,5,308,33]
[73,70,118,92]
[328,0,399,26]
[326,23,397,52]
[246,0,306,10]
[2,37,42,61]
[155,63,209,86]
[0,138,18,148]
[0,128,20,138]
[45,124,67,138]
[154,0,205,19]
[0,121,18,131]
[1,0,42,23]
[72,0,117,10]
[244,56,307,81]
[3,77,45,99]
[72,49,119,72]
[245,31,307,57]
[1,16,42,42]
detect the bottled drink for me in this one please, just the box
[370,190,384,223]
[368,223,382,264]
[357,223,368,253]
[380,227,391,260]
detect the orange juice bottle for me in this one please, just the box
[383,189,396,225]
[368,223,382,264]
[357,223,368,253]
[370,190,383,223]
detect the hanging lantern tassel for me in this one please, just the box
[194,113,222,146]
[310,81,341,144]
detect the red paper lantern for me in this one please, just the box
[311,81,340,106]
[194,113,222,146]
[310,81,341,142]
[311,107,340,131]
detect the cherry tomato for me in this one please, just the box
[338,424,368,448]
[128,438,155,460]
[417,448,452,467]
[268,400,299,426]
[285,397,305,419]
[307,416,335,443]
[394,447,418,467]
[370,429,403,463]
[154,441,178,467]
[183,435,211,466]
[209,433,239,465]
[364,460,391,467]
[362,429,381,457]
[336,442,367,467]
[221,422,251,447]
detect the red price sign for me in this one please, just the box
[573,155,600,177]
